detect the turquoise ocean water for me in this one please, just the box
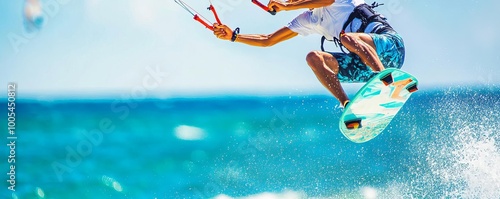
[1,87,500,198]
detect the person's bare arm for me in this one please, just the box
[213,24,298,47]
[268,0,335,12]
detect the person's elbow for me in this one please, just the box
[261,35,279,47]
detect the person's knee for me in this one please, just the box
[306,50,323,67]
[306,50,323,65]
[340,34,357,49]
[306,51,340,73]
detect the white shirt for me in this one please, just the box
[287,0,378,40]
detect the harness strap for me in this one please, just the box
[342,9,359,33]
[321,31,349,53]
[320,36,327,52]
[321,2,391,53]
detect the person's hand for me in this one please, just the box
[213,23,232,41]
[268,0,288,13]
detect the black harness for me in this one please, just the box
[320,2,393,53]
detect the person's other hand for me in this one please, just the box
[213,23,232,41]
[268,0,288,12]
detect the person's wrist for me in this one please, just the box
[231,27,240,42]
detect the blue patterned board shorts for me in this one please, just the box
[330,30,405,83]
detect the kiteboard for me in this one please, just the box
[339,68,418,143]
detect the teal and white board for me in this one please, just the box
[339,68,419,143]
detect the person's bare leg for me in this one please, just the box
[340,33,385,72]
[306,51,349,106]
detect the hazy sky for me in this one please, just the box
[1,0,499,98]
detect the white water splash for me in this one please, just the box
[431,126,500,198]
[174,125,206,140]
[410,89,500,198]
[213,190,306,199]
[360,186,378,199]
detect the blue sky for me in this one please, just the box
[1,0,499,98]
